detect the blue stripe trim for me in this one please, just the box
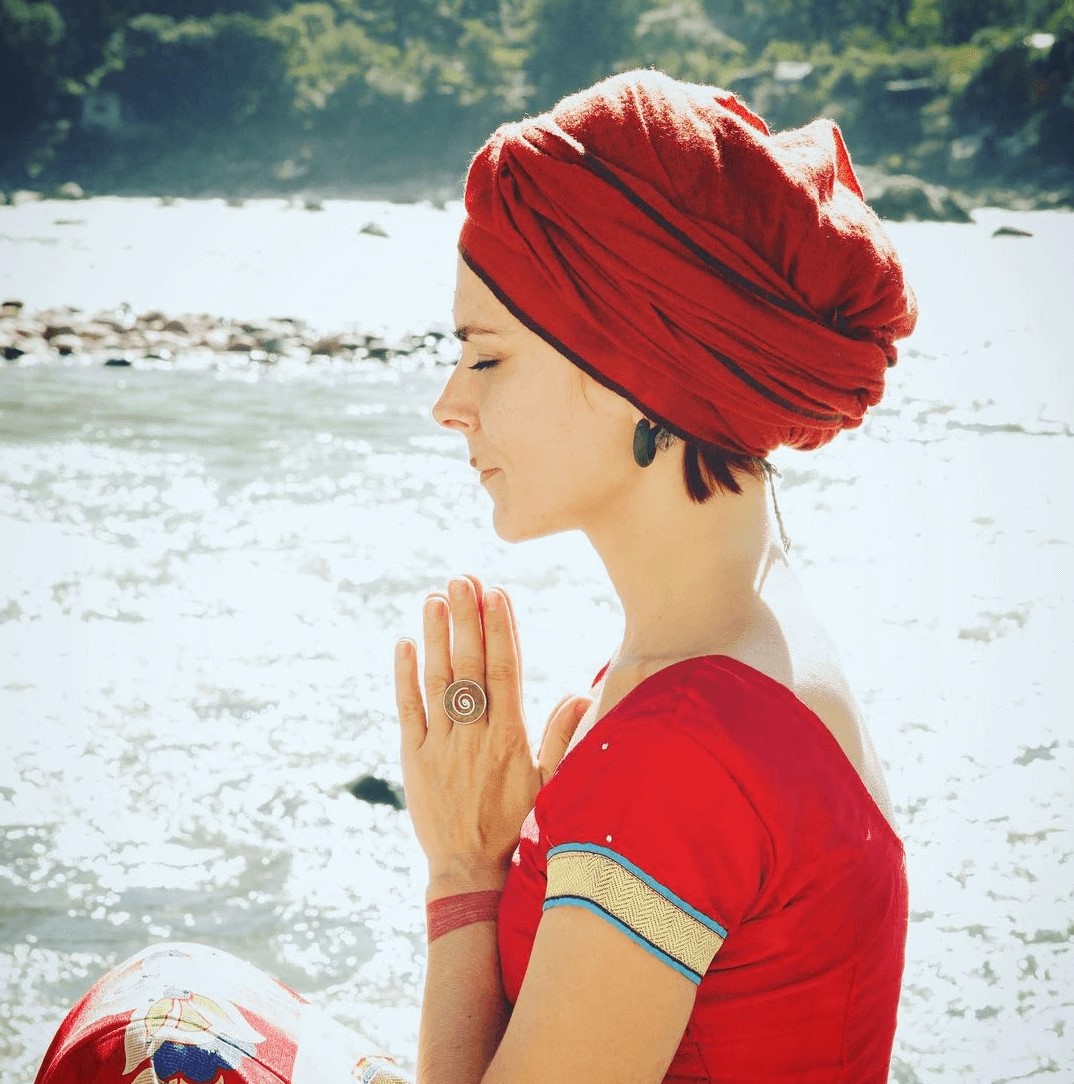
[543,896,703,984]
[547,842,729,938]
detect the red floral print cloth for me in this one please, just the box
[34,942,409,1084]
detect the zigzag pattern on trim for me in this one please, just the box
[545,848,724,977]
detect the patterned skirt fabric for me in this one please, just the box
[34,942,412,1084]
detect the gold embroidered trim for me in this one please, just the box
[545,848,724,978]
[352,1055,413,1083]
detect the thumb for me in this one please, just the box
[537,695,591,785]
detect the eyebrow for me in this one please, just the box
[453,324,505,342]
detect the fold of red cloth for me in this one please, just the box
[459,69,918,458]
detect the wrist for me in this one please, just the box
[425,861,509,903]
[426,888,503,943]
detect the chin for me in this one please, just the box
[491,506,565,544]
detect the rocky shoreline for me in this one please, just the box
[3,166,1071,224]
[0,192,1042,371]
[0,299,455,370]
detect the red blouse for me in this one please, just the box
[497,655,907,1082]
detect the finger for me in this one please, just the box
[482,587,524,733]
[463,572,485,622]
[538,695,591,784]
[499,586,523,672]
[539,693,575,751]
[462,573,490,654]
[422,593,454,737]
[447,576,486,686]
[394,638,427,753]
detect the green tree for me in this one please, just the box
[103,12,290,128]
[522,0,648,107]
[0,0,66,158]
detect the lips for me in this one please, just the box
[479,468,500,482]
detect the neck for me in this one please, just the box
[584,457,786,670]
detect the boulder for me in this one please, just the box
[226,333,257,352]
[992,225,1034,238]
[2,345,25,361]
[11,190,43,206]
[360,221,389,238]
[347,773,405,810]
[55,182,85,200]
[50,334,82,355]
[43,324,78,341]
[200,328,230,351]
[96,311,136,334]
[77,322,115,342]
[310,334,343,356]
[866,174,973,223]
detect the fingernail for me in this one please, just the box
[424,595,444,617]
[395,638,411,659]
[448,578,467,600]
[485,589,501,611]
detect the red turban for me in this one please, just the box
[459,70,918,458]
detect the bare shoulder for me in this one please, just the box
[734,561,898,828]
[791,661,897,830]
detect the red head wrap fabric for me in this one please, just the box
[459,69,918,457]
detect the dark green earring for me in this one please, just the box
[633,418,658,468]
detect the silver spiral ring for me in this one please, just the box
[443,678,487,725]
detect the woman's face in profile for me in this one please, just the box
[433,259,638,543]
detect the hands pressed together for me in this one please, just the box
[394,575,591,900]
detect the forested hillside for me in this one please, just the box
[2,0,1072,201]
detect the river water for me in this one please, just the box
[0,198,1072,1082]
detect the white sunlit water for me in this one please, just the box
[0,198,1072,1083]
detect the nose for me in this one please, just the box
[431,362,476,433]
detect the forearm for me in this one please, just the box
[417,876,510,1084]
[394,578,586,1081]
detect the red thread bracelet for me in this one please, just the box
[426,890,502,943]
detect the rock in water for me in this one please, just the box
[992,225,1034,238]
[43,324,78,341]
[347,773,406,810]
[310,334,343,356]
[50,334,82,355]
[55,182,85,200]
[360,221,389,238]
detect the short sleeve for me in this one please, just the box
[538,700,772,985]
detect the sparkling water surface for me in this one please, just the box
[0,199,1071,1082]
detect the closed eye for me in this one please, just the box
[469,359,500,371]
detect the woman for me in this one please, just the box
[36,70,915,1084]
